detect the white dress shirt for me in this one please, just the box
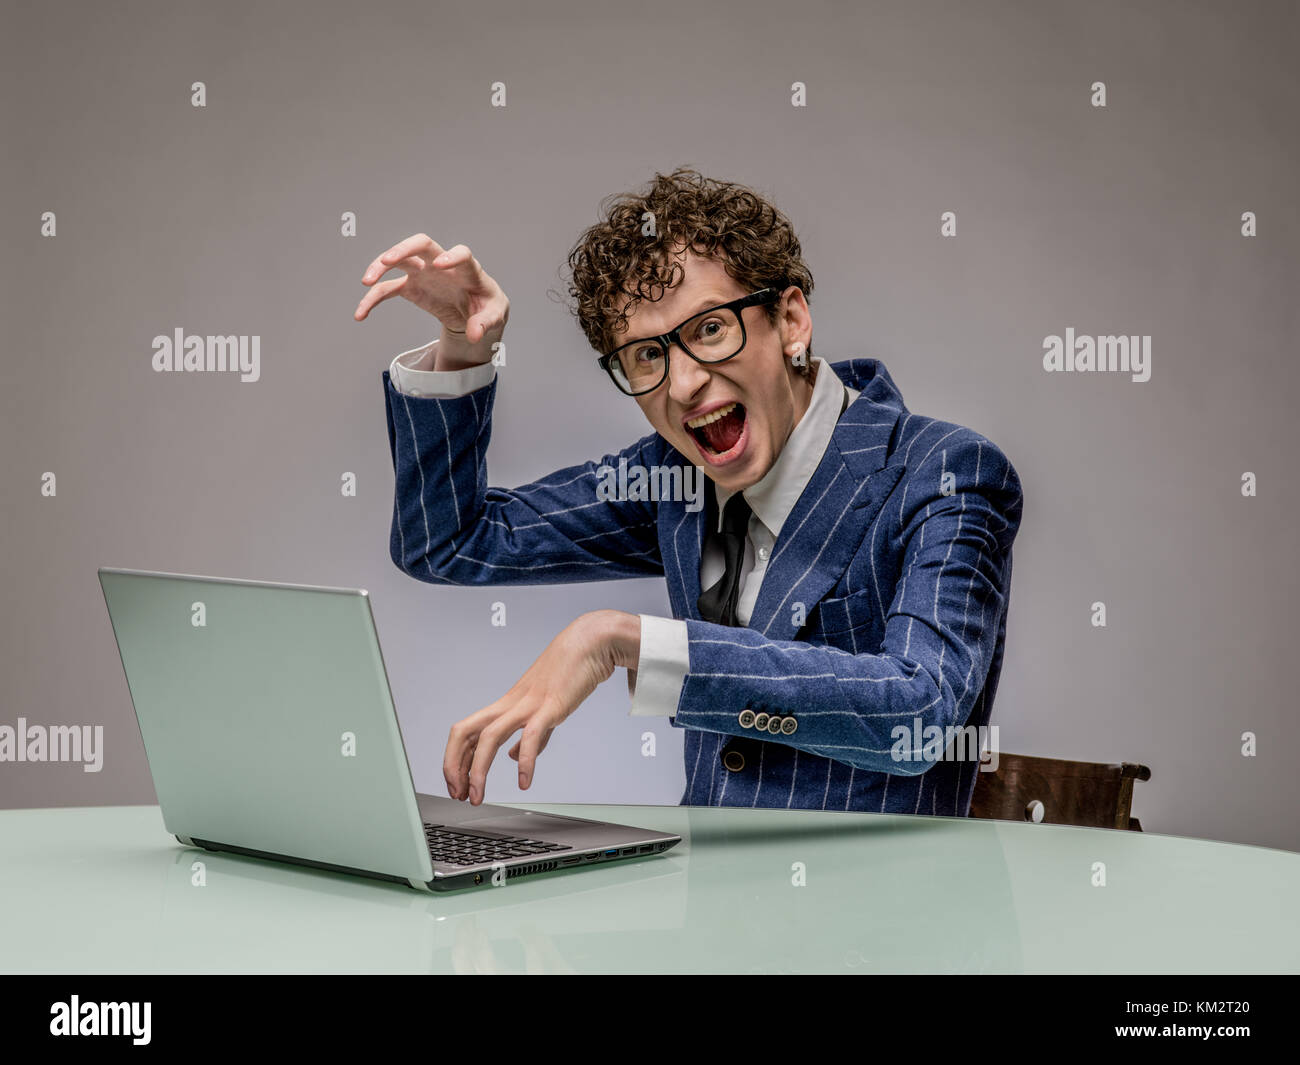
[387,339,857,717]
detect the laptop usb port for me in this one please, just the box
[620,848,636,856]
[604,849,619,857]
[638,845,653,854]
[561,856,579,865]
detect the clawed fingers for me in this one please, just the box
[446,699,520,804]
[353,274,411,321]
[361,233,444,284]
[514,723,554,790]
[432,243,477,277]
[445,715,484,800]
[445,697,558,805]
[466,713,526,805]
[356,233,509,342]
[457,740,476,799]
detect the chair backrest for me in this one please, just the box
[969,752,1150,830]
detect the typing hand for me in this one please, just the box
[354,232,509,369]
[444,610,641,805]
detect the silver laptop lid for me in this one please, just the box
[98,568,434,884]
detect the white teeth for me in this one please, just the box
[686,402,737,430]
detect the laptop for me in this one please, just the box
[97,567,681,893]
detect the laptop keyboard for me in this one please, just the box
[423,823,571,866]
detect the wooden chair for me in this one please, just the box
[969,752,1150,831]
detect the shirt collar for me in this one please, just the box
[715,357,859,537]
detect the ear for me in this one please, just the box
[776,288,813,368]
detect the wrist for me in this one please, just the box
[579,610,641,672]
[434,324,496,371]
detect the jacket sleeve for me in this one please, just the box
[670,434,1023,773]
[383,369,666,586]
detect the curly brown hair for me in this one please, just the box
[562,167,815,374]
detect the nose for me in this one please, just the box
[665,343,712,407]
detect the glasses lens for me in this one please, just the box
[612,341,667,394]
[680,306,743,362]
[608,305,747,394]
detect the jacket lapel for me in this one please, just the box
[659,454,707,621]
[747,386,905,640]
[657,359,907,631]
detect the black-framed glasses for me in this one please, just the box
[596,288,783,396]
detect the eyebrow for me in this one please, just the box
[685,293,733,317]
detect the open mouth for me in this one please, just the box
[687,401,747,459]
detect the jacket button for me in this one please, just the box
[781,716,797,735]
[753,712,770,731]
[738,709,756,729]
[721,749,746,772]
[766,715,783,734]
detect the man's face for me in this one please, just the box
[617,251,815,494]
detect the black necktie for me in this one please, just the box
[697,489,753,625]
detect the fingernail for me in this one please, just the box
[519,772,528,787]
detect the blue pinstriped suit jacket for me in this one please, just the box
[382,358,1023,816]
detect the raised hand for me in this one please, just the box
[355,233,509,368]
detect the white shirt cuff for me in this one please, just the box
[388,338,497,398]
[628,614,689,717]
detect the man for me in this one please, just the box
[355,168,1023,816]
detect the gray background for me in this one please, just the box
[3,0,1297,851]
